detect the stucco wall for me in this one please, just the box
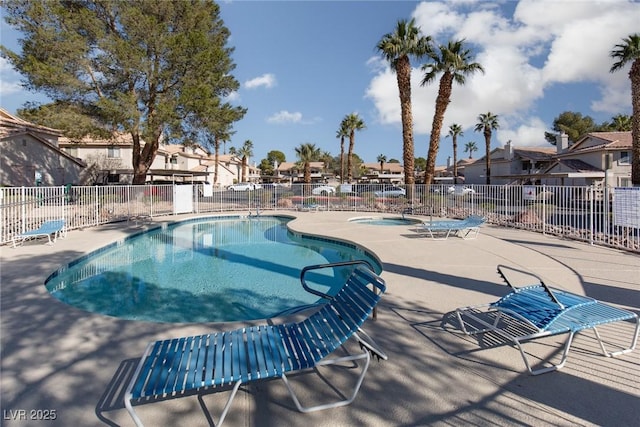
[1,135,82,186]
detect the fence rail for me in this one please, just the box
[1,183,638,252]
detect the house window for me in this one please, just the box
[170,156,178,164]
[66,147,78,157]
[22,139,27,146]
[619,151,630,165]
[107,147,120,158]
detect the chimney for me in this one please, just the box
[504,140,513,160]
[556,132,569,154]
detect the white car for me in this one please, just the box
[448,185,475,196]
[374,186,406,197]
[311,185,336,195]
[228,182,262,191]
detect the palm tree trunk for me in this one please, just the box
[304,163,311,183]
[484,131,491,185]
[396,56,415,190]
[425,73,453,185]
[347,132,355,182]
[340,137,345,183]
[631,60,640,186]
[452,137,458,185]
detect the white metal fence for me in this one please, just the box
[2,183,638,252]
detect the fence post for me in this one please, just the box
[504,186,508,226]
[127,185,131,219]
[542,184,546,235]
[94,186,99,226]
[20,187,26,233]
[589,186,594,245]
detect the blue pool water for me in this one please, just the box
[45,216,380,323]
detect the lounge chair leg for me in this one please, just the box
[124,380,243,427]
[592,319,639,357]
[217,380,243,427]
[514,332,574,375]
[280,350,371,413]
[455,308,501,335]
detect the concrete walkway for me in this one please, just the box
[1,211,638,426]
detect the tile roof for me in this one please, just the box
[557,159,602,172]
[0,108,63,138]
[569,131,632,153]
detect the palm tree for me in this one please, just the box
[464,141,477,159]
[421,40,484,185]
[610,34,640,186]
[377,154,387,174]
[609,114,632,131]
[320,150,332,171]
[336,121,349,183]
[342,113,366,182]
[474,112,500,184]
[209,126,233,185]
[238,139,253,182]
[377,19,432,192]
[446,123,464,184]
[295,143,320,184]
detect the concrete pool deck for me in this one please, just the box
[1,211,638,426]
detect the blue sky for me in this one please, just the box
[1,1,638,167]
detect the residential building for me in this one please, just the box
[275,161,328,183]
[359,162,404,184]
[1,107,253,187]
[542,132,632,187]
[0,108,85,186]
[58,133,250,187]
[464,141,557,185]
[463,132,632,187]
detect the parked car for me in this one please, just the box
[347,184,381,194]
[448,185,475,196]
[374,186,406,197]
[228,182,262,191]
[311,185,336,195]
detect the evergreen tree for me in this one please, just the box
[1,0,244,184]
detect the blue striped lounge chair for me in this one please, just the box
[418,215,485,240]
[12,218,66,247]
[124,260,387,426]
[455,265,638,375]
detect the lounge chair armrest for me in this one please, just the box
[497,265,564,309]
[300,260,377,300]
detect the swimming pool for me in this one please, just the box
[45,216,381,323]
[349,216,422,226]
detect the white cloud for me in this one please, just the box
[497,116,550,147]
[244,73,276,89]
[0,77,22,97]
[412,1,463,36]
[0,57,22,96]
[224,91,240,102]
[364,66,402,126]
[366,0,638,148]
[267,110,303,124]
[591,79,631,113]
